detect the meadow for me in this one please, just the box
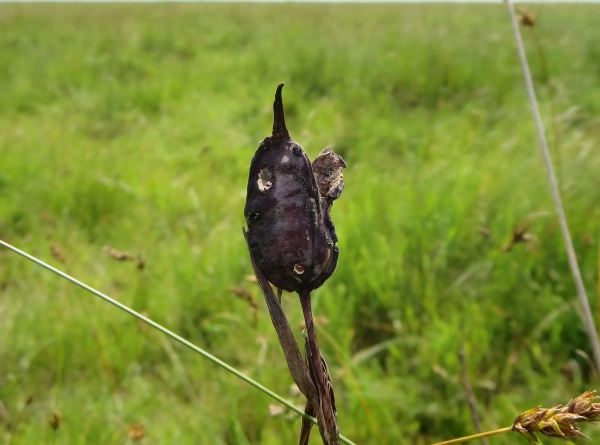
[1,3,600,444]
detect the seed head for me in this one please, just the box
[512,391,600,442]
[518,8,536,28]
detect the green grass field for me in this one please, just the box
[1,3,600,444]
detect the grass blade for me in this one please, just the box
[0,239,356,445]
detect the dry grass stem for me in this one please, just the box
[430,427,513,445]
[504,0,600,373]
[517,6,564,188]
[458,346,488,445]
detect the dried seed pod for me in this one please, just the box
[312,147,346,201]
[244,83,345,293]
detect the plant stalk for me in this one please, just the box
[458,345,488,445]
[504,0,600,374]
[430,426,513,445]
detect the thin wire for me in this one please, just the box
[0,239,356,445]
[503,0,600,374]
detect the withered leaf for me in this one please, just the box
[103,246,135,261]
[503,224,534,252]
[229,286,258,310]
[48,412,62,431]
[50,244,66,264]
[230,285,259,328]
[127,423,145,441]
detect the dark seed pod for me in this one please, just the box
[244,84,345,293]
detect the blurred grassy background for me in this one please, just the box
[1,3,600,444]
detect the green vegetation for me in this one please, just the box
[1,3,600,444]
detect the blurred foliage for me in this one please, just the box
[0,3,600,444]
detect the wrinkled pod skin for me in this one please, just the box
[244,83,345,293]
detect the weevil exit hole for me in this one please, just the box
[258,169,274,192]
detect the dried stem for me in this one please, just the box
[242,232,343,445]
[243,229,316,400]
[504,0,600,373]
[299,290,340,444]
[528,26,563,188]
[458,345,488,445]
[430,427,512,445]
[299,291,325,396]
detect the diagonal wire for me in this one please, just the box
[0,239,356,445]
[503,0,600,374]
